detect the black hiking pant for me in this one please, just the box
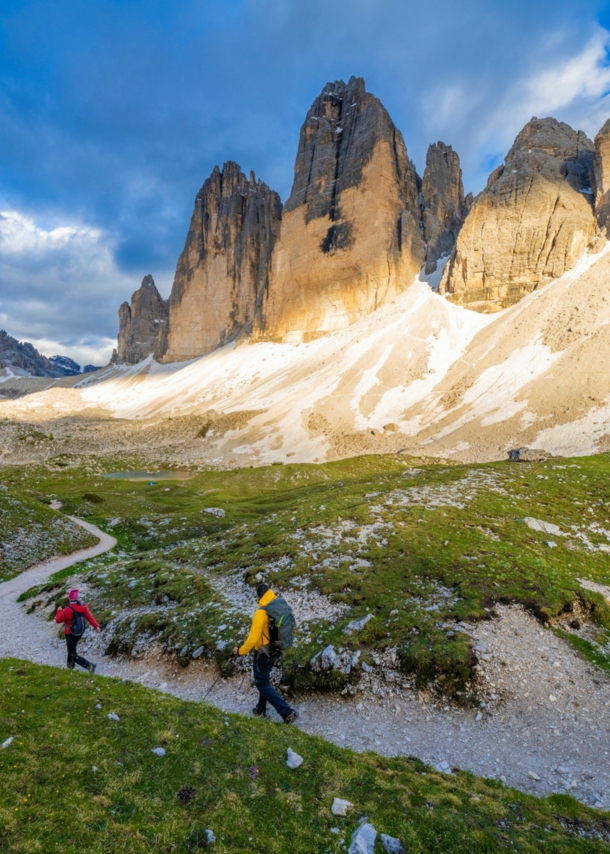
[65,634,90,670]
[253,651,292,719]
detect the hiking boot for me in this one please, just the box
[283,709,298,725]
[252,707,267,717]
[87,663,97,674]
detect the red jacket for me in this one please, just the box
[56,602,99,635]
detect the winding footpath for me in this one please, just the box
[0,518,116,665]
[1,517,610,811]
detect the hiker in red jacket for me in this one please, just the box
[56,589,101,673]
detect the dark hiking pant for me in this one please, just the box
[66,634,90,670]
[253,651,292,719]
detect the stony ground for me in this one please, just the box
[2,520,609,816]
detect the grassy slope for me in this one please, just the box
[0,659,608,853]
[3,452,610,697]
[0,483,97,582]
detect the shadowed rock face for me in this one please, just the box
[0,330,61,377]
[161,162,282,362]
[255,77,425,342]
[439,117,601,311]
[422,142,467,274]
[116,275,168,364]
[594,118,610,232]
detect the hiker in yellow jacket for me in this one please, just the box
[233,583,298,723]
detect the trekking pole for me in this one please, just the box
[201,654,236,703]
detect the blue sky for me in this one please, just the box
[1,0,610,365]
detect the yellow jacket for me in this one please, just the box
[238,589,276,655]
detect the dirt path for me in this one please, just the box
[1,520,609,810]
[0,518,116,666]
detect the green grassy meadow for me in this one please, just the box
[2,452,610,698]
[0,482,97,582]
[0,659,608,853]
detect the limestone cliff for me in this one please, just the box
[116,275,168,364]
[255,77,425,342]
[594,118,610,232]
[439,117,600,311]
[421,142,467,274]
[161,163,282,362]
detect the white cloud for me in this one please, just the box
[0,210,102,254]
[508,26,610,136]
[0,209,162,367]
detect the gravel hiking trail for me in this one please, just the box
[1,517,609,811]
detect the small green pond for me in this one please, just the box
[103,471,194,483]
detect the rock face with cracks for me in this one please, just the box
[422,141,468,273]
[161,162,282,362]
[255,76,425,343]
[440,117,601,311]
[594,117,610,232]
[116,275,168,365]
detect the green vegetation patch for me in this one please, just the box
[0,484,97,581]
[5,452,610,698]
[554,629,610,676]
[0,659,608,853]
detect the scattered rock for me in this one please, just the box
[151,747,166,757]
[331,797,353,816]
[203,508,225,518]
[312,644,358,675]
[349,822,377,854]
[380,834,406,854]
[1,737,14,749]
[523,518,564,536]
[107,712,120,722]
[343,614,374,635]
[384,423,399,432]
[192,646,204,659]
[508,448,552,462]
[475,712,482,722]
[434,760,453,775]
[570,620,581,630]
[286,748,303,769]
[92,766,99,773]
[528,771,541,781]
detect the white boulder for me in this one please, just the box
[331,797,353,816]
[348,822,377,854]
[286,748,303,769]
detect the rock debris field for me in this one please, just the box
[1,518,609,813]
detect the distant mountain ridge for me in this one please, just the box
[0,330,101,379]
[114,75,610,365]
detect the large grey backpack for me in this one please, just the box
[261,596,295,653]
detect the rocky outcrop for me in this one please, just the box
[594,118,610,232]
[422,142,467,274]
[439,117,601,311]
[161,163,282,362]
[0,330,79,378]
[48,356,82,376]
[255,77,425,342]
[116,275,168,364]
